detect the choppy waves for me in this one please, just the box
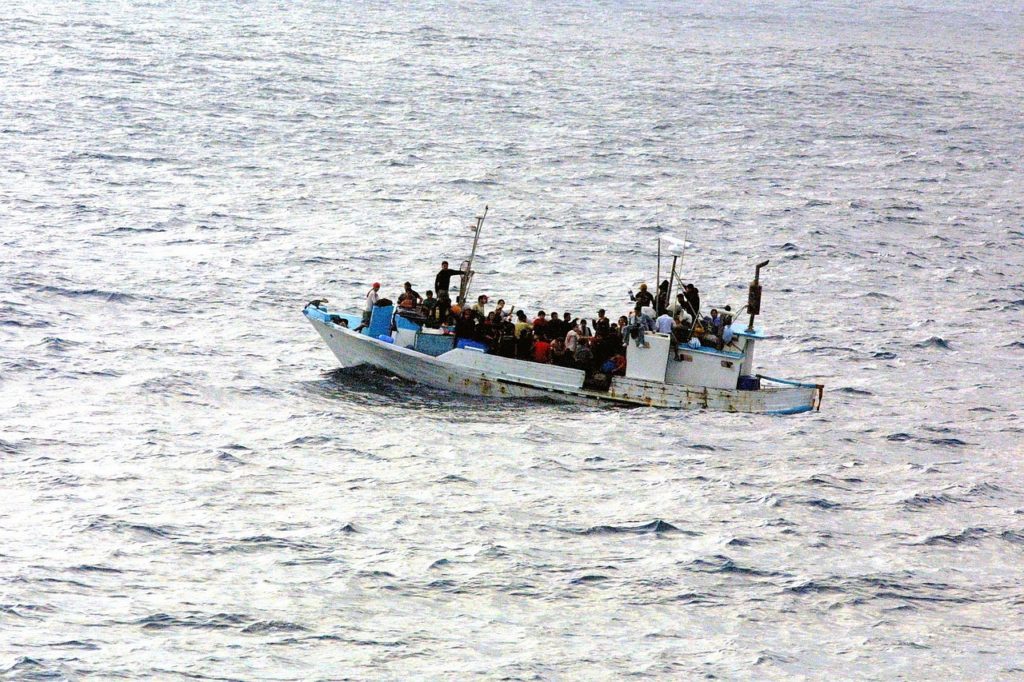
[1,0,1023,679]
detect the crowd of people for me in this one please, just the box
[360,262,739,379]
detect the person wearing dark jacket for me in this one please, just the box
[656,280,670,315]
[630,283,654,308]
[684,283,701,320]
[454,308,477,342]
[434,260,466,322]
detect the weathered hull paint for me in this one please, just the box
[306,312,820,414]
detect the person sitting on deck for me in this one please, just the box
[355,282,381,332]
[471,294,489,320]
[630,283,654,309]
[564,323,579,355]
[574,341,594,376]
[546,311,564,341]
[655,310,674,334]
[493,299,509,321]
[600,353,627,377]
[669,293,687,319]
[705,308,725,336]
[550,337,572,367]
[513,310,533,338]
[422,290,439,327]
[478,311,498,347]
[625,305,655,347]
[532,333,552,363]
[454,307,477,342]
[497,318,517,357]
[671,316,691,345]
[516,328,535,360]
[398,282,422,309]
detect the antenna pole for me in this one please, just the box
[656,237,661,305]
[460,205,488,305]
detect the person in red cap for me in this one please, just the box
[355,282,380,331]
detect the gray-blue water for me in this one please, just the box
[2,1,1023,678]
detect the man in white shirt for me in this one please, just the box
[565,324,580,353]
[357,282,380,331]
[655,311,674,334]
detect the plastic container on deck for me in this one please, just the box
[456,339,488,353]
[414,332,455,357]
[367,305,394,338]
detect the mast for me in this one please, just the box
[459,205,488,305]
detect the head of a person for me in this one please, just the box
[552,338,564,349]
[550,311,558,320]
[639,283,648,291]
[618,316,628,326]
[686,283,694,291]
[537,311,546,318]
[516,310,527,321]
[597,308,605,318]
[478,294,487,304]
[563,312,571,321]
[676,293,686,302]
[426,290,434,298]
[486,311,495,322]
[372,282,380,290]
[711,308,719,317]
[462,308,473,318]
[441,260,449,269]
[496,299,505,307]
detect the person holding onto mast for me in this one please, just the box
[684,283,701,320]
[434,260,467,323]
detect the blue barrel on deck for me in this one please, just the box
[367,305,394,338]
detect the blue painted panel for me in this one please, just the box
[729,322,766,339]
[367,305,394,338]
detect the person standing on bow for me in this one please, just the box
[434,260,467,323]
[356,282,380,332]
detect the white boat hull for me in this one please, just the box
[305,309,821,414]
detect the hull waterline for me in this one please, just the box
[305,310,821,414]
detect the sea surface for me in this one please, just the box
[2,1,1023,679]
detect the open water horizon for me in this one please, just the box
[1,0,1023,679]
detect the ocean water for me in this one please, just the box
[2,0,1023,678]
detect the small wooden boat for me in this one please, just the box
[303,303,823,413]
[303,211,823,414]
